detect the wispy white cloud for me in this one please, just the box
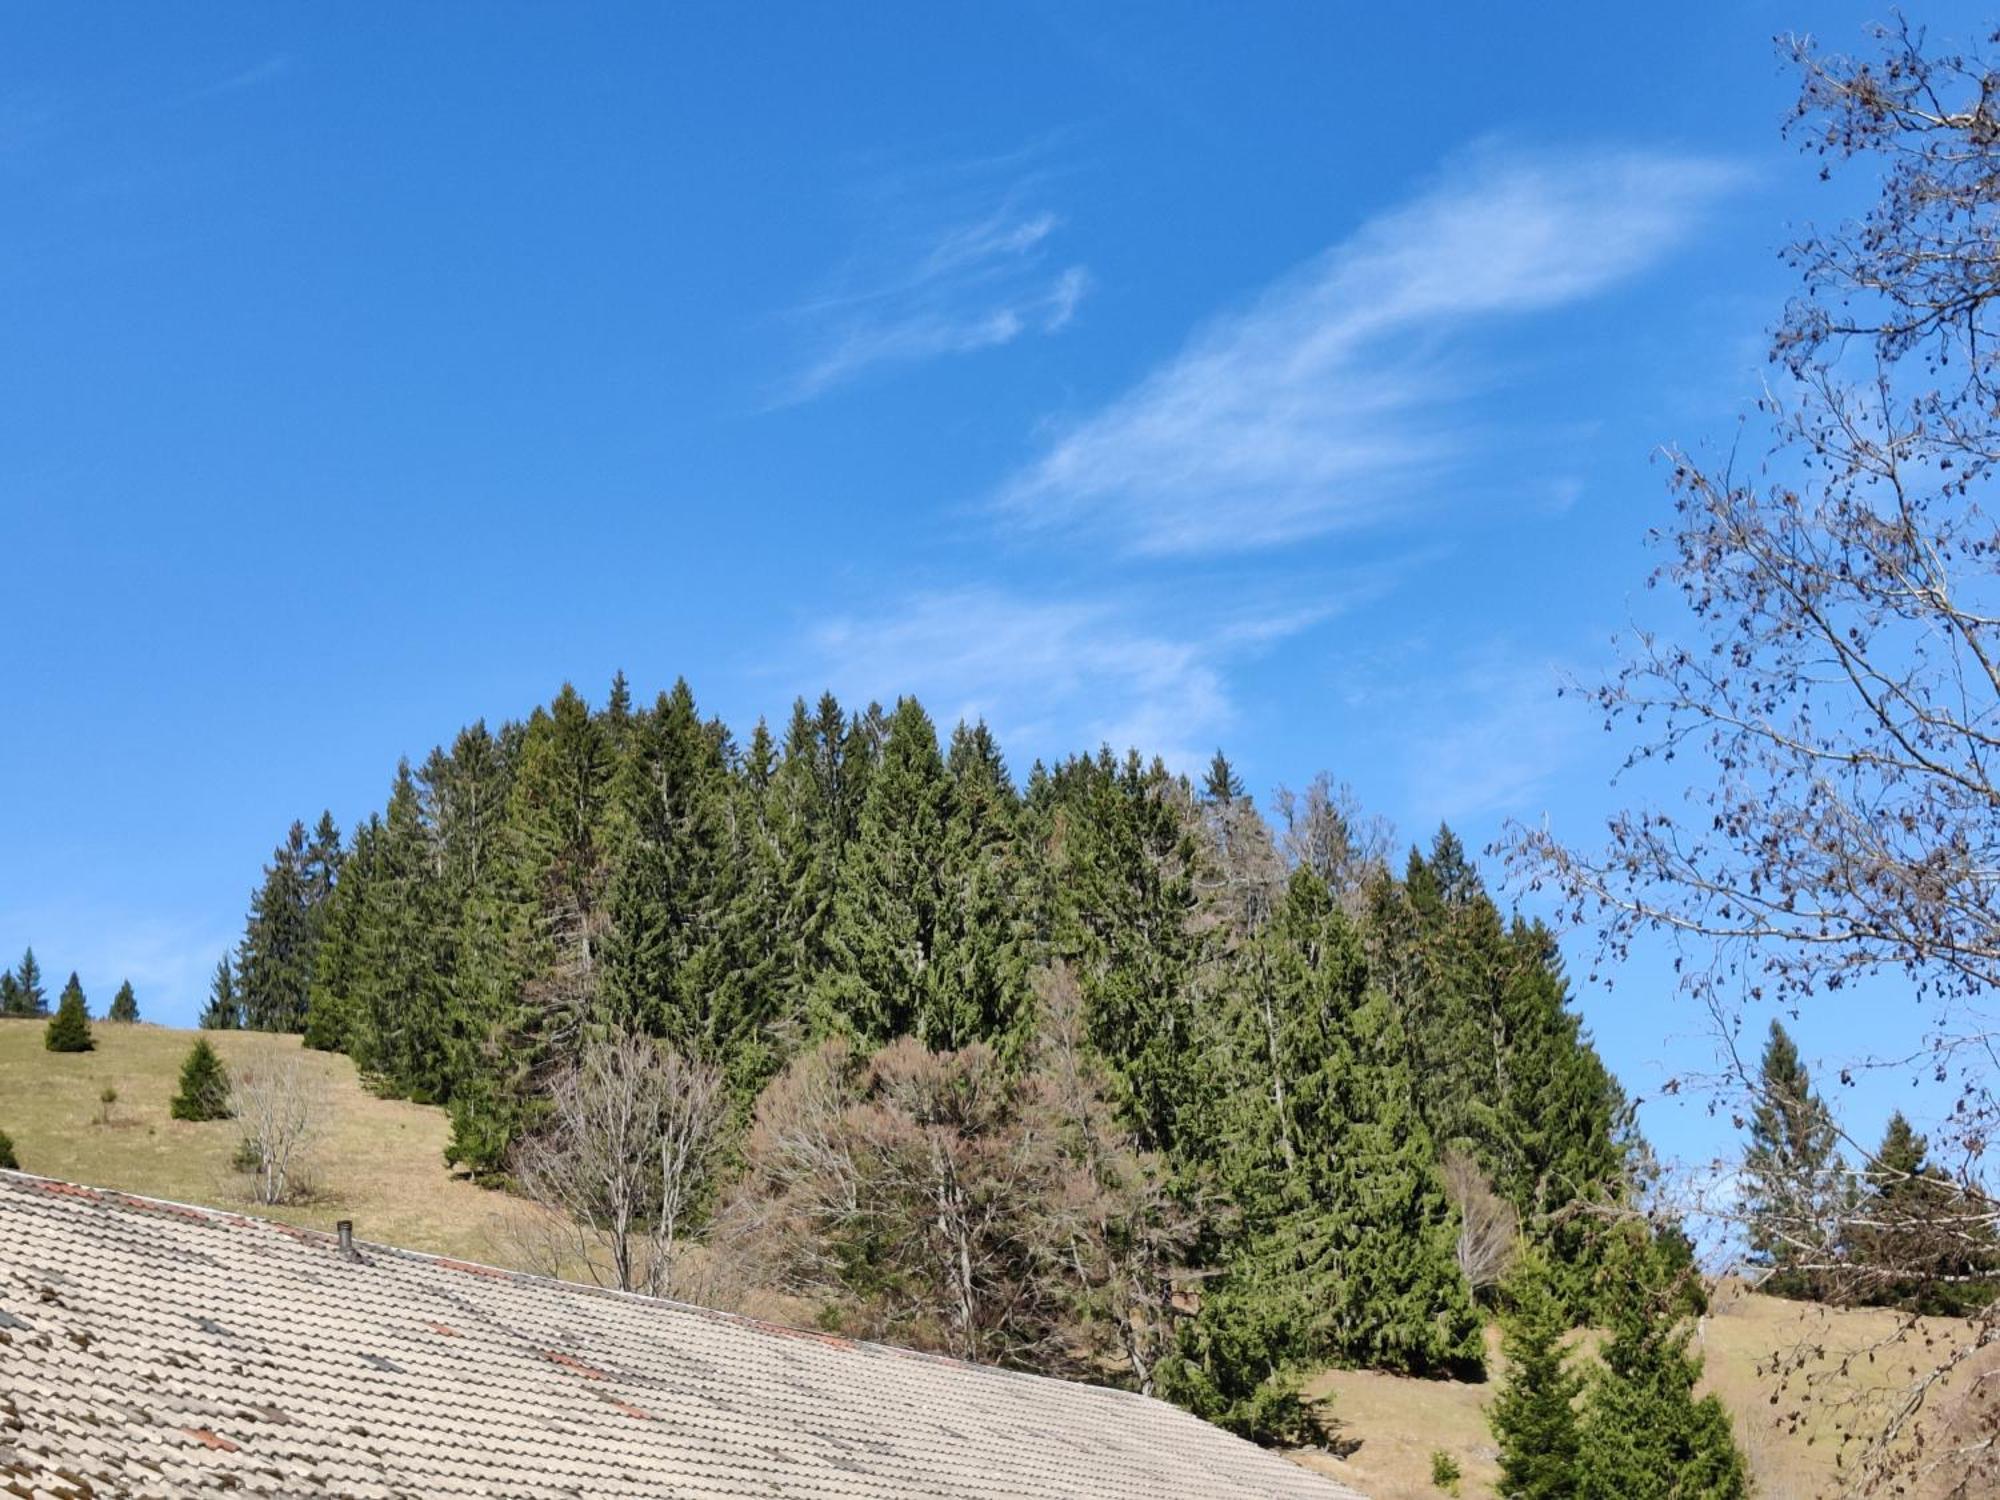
[189,54,294,103]
[802,584,1342,772]
[778,152,1090,403]
[1392,645,1587,825]
[998,144,1745,556]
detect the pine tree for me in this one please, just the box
[238,821,315,1031]
[1743,1020,1847,1300]
[200,954,242,1029]
[347,763,454,1099]
[106,979,139,1023]
[170,1037,233,1121]
[44,973,93,1052]
[9,947,48,1017]
[1039,748,1211,1157]
[1847,1112,1997,1314]
[1576,1233,1747,1499]
[1202,749,1246,804]
[600,681,738,1048]
[812,698,977,1045]
[1167,872,1482,1438]
[1490,1248,1582,1500]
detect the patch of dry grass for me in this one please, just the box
[0,1017,515,1263]
[1285,1286,1994,1499]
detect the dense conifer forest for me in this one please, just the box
[210,676,1674,1446]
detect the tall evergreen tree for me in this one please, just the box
[1845,1111,1997,1314]
[1039,748,1211,1157]
[238,821,318,1032]
[1490,1248,1583,1500]
[200,954,242,1030]
[106,979,139,1023]
[346,764,454,1099]
[1166,873,1482,1437]
[0,970,19,1017]
[812,700,1025,1050]
[44,973,93,1052]
[1742,1020,1848,1300]
[1575,1233,1746,1499]
[8,947,47,1017]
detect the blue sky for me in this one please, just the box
[2,2,1973,1177]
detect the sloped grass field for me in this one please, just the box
[4,1017,1992,1497]
[0,1017,511,1262]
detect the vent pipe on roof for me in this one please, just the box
[336,1220,361,1263]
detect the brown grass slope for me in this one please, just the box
[6,1018,1992,1497]
[0,1017,510,1262]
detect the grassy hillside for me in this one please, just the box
[4,1016,1989,1498]
[1293,1280,1997,1500]
[0,1017,512,1262]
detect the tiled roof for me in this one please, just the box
[0,1171,1361,1498]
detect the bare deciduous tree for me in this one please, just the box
[509,1031,727,1298]
[1443,1146,1519,1298]
[1505,20,2000,1492]
[231,1056,329,1206]
[1273,773,1393,911]
[716,973,1193,1383]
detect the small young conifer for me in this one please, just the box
[170,1037,233,1122]
[44,974,94,1053]
[107,979,139,1023]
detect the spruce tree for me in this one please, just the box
[11,947,47,1017]
[44,973,93,1052]
[1847,1111,1997,1313]
[1490,1248,1582,1500]
[1039,747,1211,1156]
[1169,871,1482,1438]
[107,979,139,1023]
[170,1036,233,1121]
[1576,1233,1747,1499]
[200,954,242,1029]
[812,698,972,1045]
[238,821,318,1032]
[347,763,454,1099]
[0,971,18,1016]
[1743,1020,1847,1300]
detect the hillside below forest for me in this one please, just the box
[8,1010,1992,1497]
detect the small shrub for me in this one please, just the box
[1430,1450,1462,1495]
[170,1037,232,1122]
[95,1085,119,1126]
[0,1129,16,1170]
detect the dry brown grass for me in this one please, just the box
[0,1017,515,1263]
[8,1016,1992,1492]
[1285,1286,1995,1499]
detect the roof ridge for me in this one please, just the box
[0,1167,1149,1400]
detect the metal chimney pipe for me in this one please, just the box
[336,1220,359,1262]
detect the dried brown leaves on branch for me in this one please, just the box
[1505,17,2000,1492]
[711,965,1195,1385]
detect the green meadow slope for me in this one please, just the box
[4,1017,1990,1498]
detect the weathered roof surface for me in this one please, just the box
[0,1171,1359,1499]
